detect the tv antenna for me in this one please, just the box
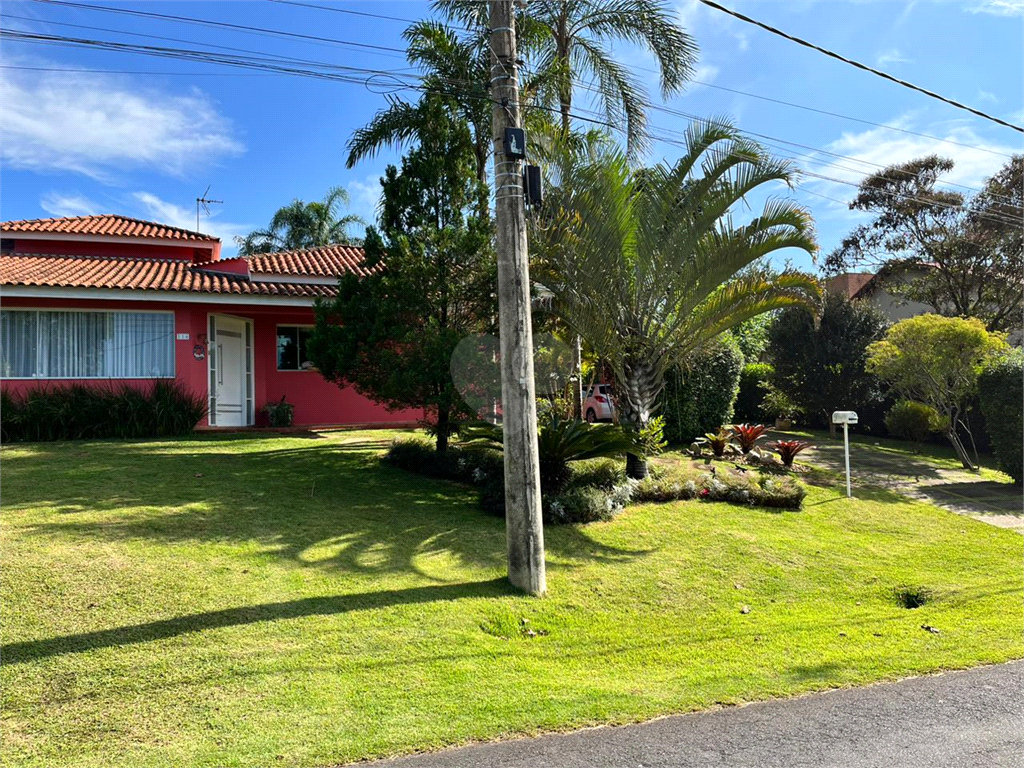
[196,185,222,233]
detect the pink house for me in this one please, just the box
[0,214,421,429]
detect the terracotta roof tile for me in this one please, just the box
[824,273,875,299]
[1,215,218,242]
[247,244,373,277]
[0,254,336,299]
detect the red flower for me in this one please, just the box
[699,488,711,498]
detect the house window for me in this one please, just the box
[0,310,175,379]
[277,326,315,370]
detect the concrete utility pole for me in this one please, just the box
[489,0,546,595]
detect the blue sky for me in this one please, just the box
[1,0,1021,271]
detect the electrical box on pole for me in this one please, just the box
[832,410,858,498]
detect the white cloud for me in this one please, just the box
[40,192,101,218]
[0,64,243,180]
[976,90,1000,104]
[133,192,250,255]
[690,64,721,87]
[803,115,1018,209]
[876,48,911,68]
[968,0,1023,15]
[347,176,382,224]
[675,0,749,51]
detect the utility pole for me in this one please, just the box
[489,0,546,595]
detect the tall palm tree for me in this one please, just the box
[346,22,491,192]
[531,119,821,477]
[235,187,364,255]
[437,0,698,158]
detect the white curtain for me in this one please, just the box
[0,310,174,378]
[0,310,37,377]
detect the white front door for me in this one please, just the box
[210,315,252,427]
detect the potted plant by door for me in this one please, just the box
[263,396,295,428]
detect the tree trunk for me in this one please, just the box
[618,358,660,480]
[571,334,583,419]
[944,406,979,471]
[435,406,450,453]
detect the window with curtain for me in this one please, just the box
[0,310,175,379]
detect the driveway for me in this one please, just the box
[369,661,1024,768]
[802,437,1023,533]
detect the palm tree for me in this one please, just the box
[531,119,821,477]
[235,187,364,255]
[437,0,698,158]
[346,22,491,193]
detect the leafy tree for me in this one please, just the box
[825,155,1024,332]
[309,104,495,452]
[235,187,363,255]
[532,119,820,477]
[866,314,1010,470]
[439,0,698,157]
[768,292,889,435]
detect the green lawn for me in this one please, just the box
[2,431,1021,767]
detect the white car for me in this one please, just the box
[584,384,616,423]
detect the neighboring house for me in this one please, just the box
[824,270,933,322]
[0,214,420,428]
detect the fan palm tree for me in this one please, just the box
[235,187,364,255]
[437,0,698,158]
[531,119,821,477]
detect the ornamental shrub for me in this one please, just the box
[734,363,775,423]
[978,352,1023,484]
[0,381,206,442]
[661,334,744,445]
[884,400,945,446]
[631,465,806,510]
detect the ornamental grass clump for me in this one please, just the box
[632,465,806,510]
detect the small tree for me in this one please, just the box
[865,314,1009,470]
[769,292,889,435]
[309,101,496,452]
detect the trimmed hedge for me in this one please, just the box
[734,363,774,424]
[978,353,1023,484]
[662,335,744,445]
[0,381,206,442]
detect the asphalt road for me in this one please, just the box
[370,661,1024,768]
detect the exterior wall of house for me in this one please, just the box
[0,295,421,428]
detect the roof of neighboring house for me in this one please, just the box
[0,214,218,243]
[824,273,875,299]
[0,253,337,298]
[247,244,373,277]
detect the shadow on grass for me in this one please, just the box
[5,435,650,580]
[0,578,514,665]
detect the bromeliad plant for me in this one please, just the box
[461,413,639,494]
[772,440,812,467]
[732,423,767,454]
[531,119,820,478]
[698,427,733,458]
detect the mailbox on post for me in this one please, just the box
[832,410,858,497]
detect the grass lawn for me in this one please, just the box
[2,431,1021,767]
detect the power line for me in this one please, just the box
[681,78,1015,160]
[698,0,1024,134]
[33,0,412,56]
[4,24,1017,227]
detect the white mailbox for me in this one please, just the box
[831,411,858,497]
